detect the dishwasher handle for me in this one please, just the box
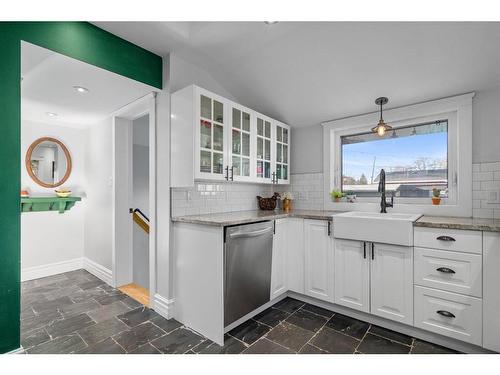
[228,226,273,239]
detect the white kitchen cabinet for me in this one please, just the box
[334,239,370,312]
[334,239,413,322]
[304,219,334,302]
[228,103,254,182]
[286,218,305,294]
[171,85,291,186]
[271,219,288,299]
[274,121,290,184]
[370,243,413,325]
[483,232,500,352]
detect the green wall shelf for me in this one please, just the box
[21,197,82,214]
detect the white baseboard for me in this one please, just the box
[153,293,174,319]
[21,258,84,281]
[83,257,113,286]
[6,347,25,354]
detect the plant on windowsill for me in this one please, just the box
[330,189,344,202]
[344,190,356,203]
[432,188,442,205]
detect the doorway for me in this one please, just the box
[112,95,156,307]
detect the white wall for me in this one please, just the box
[21,121,86,275]
[170,53,237,100]
[132,115,149,289]
[84,117,113,270]
[472,88,500,163]
[292,87,500,173]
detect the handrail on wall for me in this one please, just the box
[131,207,149,234]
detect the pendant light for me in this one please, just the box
[371,97,392,136]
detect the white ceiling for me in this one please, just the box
[94,22,500,127]
[21,42,157,128]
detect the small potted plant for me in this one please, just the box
[432,188,441,205]
[282,192,293,212]
[344,190,356,203]
[330,189,344,202]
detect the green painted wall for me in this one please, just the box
[0,22,162,353]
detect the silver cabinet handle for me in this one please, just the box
[229,227,273,239]
[437,235,456,242]
[436,310,455,318]
[436,267,455,274]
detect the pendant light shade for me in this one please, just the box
[371,97,392,136]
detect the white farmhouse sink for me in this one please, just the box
[332,211,422,246]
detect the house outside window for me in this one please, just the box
[341,120,448,199]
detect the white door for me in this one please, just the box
[286,218,305,294]
[228,103,254,182]
[334,239,370,312]
[271,219,288,299]
[304,220,334,302]
[274,121,290,185]
[195,88,229,181]
[370,243,413,324]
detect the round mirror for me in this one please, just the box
[25,137,72,188]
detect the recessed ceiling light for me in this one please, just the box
[46,112,58,117]
[264,21,278,25]
[73,85,89,93]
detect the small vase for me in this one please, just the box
[283,198,292,212]
[334,197,341,202]
[432,197,441,205]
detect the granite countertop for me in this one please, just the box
[171,209,347,227]
[415,216,500,232]
[172,210,500,232]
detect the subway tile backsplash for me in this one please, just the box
[171,182,273,217]
[171,163,500,219]
[473,161,500,219]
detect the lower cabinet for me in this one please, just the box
[334,239,413,324]
[271,219,288,299]
[334,239,370,312]
[286,218,305,294]
[370,243,413,325]
[483,232,500,352]
[304,219,334,302]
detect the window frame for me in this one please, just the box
[322,93,473,217]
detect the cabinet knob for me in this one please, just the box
[436,310,455,318]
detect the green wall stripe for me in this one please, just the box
[0,21,162,353]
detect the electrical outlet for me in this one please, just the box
[186,191,192,201]
[487,190,500,204]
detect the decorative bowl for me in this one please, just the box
[55,189,72,198]
[257,192,280,211]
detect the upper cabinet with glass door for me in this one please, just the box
[171,85,291,187]
[198,89,227,180]
[274,121,290,184]
[229,104,253,182]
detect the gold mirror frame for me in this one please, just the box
[25,137,72,188]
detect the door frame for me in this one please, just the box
[112,93,157,302]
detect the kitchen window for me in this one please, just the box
[341,120,449,199]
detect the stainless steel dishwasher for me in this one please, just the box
[224,220,274,327]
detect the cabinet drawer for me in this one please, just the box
[414,227,482,254]
[414,247,482,297]
[414,286,482,346]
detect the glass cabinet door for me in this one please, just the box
[230,107,251,180]
[256,117,273,182]
[275,124,289,183]
[198,93,226,179]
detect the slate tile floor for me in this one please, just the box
[22,271,459,354]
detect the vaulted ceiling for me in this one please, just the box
[94,22,500,127]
